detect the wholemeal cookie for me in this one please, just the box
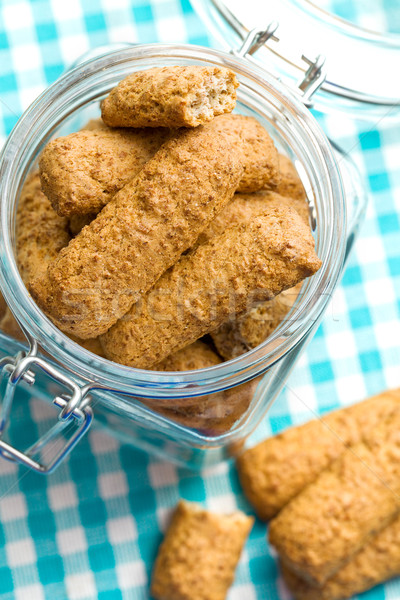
[40,127,170,216]
[0,293,7,320]
[155,340,222,372]
[43,113,279,221]
[149,340,258,434]
[276,153,307,200]
[151,500,253,600]
[195,190,309,248]
[100,206,321,368]
[211,115,280,192]
[212,284,302,360]
[237,388,400,521]
[0,171,104,355]
[281,514,400,600]
[269,408,400,586]
[191,190,309,360]
[16,171,71,282]
[30,123,242,339]
[101,66,238,128]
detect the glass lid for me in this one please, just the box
[192,0,400,119]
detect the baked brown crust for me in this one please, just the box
[0,294,7,320]
[276,154,307,200]
[81,118,107,131]
[212,115,280,192]
[281,514,400,600]
[212,284,302,360]
[100,206,321,368]
[269,407,400,586]
[30,124,242,339]
[0,309,25,341]
[192,190,308,360]
[152,378,259,435]
[101,66,238,128]
[0,172,104,355]
[155,340,222,371]
[149,340,257,434]
[42,113,279,222]
[39,127,170,216]
[195,191,309,248]
[151,500,253,600]
[16,172,71,282]
[237,388,400,521]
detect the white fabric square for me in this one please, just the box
[208,494,237,514]
[57,527,87,556]
[116,561,147,590]
[89,429,119,454]
[107,516,137,544]
[0,493,27,522]
[228,584,256,600]
[148,461,177,488]
[3,2,33,31]
[29,397,54,422]
[50,0,83,21]
[48,482,78,510]
[98,471,128,499]
[65,572,96,600]
[15,584,45,600]
[7,538,36,567]
[11,44,41,73]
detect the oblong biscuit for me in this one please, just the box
[30,123,242,339]
[237,388,400,521]
[269,407,400,586]
[40,127,170,216]
[101,66,238,128]
[100,206,321,368]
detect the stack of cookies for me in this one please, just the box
[1,65,322,433]
[237,387,400,599]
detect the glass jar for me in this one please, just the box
[0,43,366,473]
[193,0,400,119]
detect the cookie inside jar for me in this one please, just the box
[2,64,322,435]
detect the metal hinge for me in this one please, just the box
[0,327,93,474]
[233,24,327,108]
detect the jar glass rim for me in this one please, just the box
[0,43,346,399]
[192,0,400,117]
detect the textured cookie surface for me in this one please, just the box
[281,514,400,600]
[269,407,400,586]
[0,172,104,355]
[155,340,222,372]
[150,341,257,434]
[151,500,253,600]
[101,66,238,128]
[212,284,302,360]
[16,171,71,282]
[39,127,170,216]
[212,115,280,193]
[30,123,242,339]
[276,153,307,200]
[193,190,309,360]
[237,388,400,520]
[101,206,321,368]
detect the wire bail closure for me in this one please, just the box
[234,23,327,108]
[0,323,93,474]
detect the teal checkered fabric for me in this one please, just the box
[1,1,400,598]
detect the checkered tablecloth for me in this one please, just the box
[1,1,400,599]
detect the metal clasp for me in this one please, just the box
[234,23,279,58]
[298,54,326,106]
[234,23,327,108]
[0,327,93,474]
